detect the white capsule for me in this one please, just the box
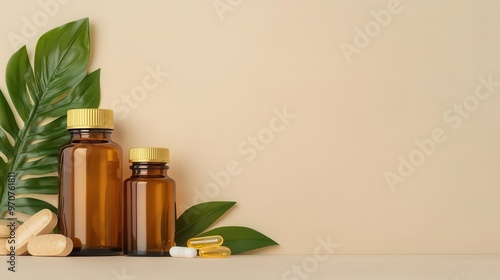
[169,246,197,258]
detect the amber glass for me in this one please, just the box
[58,129,123,255]
[124,163,176,256]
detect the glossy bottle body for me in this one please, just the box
[124,163,176,256]
[58,129,123,255]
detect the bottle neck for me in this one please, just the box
[131,163,168,177]
[69,129,113,142]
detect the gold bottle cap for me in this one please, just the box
[129,147,170,163]
[67,109,114,129]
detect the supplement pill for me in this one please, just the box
[0,220,19,238]
[0,238,8,255]
[169,246,197,258]
[6,209,57,255]
[187,235,223,249]
[199,246,231,258]
[28,234,73,257]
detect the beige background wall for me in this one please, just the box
[1,0,500,254]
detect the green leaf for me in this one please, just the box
[14,177,59,194]
[176,201,236,245]
[11,197,57,216]
[5,46,33,122]
[0,18,100,221]
[35,18,89,101]
[197,226,279,255]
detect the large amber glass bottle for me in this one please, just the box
[124,147,176,256]
[58,109,123,255]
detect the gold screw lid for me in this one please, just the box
[129,147,170,163]
[67,109,114,129]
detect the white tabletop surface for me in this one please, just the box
[1,255,500,280]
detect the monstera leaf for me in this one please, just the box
[0,18,100,220]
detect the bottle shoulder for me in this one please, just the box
[124,176,176,187]
[60,141,122,151]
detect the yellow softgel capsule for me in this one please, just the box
[187,235,223,249]
[199,246,231,258]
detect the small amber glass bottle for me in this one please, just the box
[124,147,176,256]
[58,108,123,255]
